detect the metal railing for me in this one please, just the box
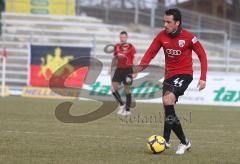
[4,0,240,45]
[76,0,240,46]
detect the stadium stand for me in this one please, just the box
[0,12,240,91]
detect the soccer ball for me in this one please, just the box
[146,135,166,154]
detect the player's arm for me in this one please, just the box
[132,46,137,65]
[133,34,162,73]
[192,37,208,90]
[110,44,118,74]
[110,56,117,73]
[131,46,138,78]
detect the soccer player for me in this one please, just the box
[134,8,208,154]
[111,31,137,116]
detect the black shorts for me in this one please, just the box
[112,67,133,85]
[162,74,193,102]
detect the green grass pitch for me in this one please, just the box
[0,96,239,164]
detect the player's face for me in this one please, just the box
[164,15,180,33]
[120,34,128,43]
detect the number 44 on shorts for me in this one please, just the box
[173,78,184,87]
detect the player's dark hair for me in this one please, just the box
[120,31,128,36]
[165,8,182,25]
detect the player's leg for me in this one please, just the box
[172,106,191,154]
[124,84,131,111]
[111,82,122,103]
[111,81,126,115]
[111,69,124,106]
[117,68,133,115]
[111,81,124,106]
[165,74,192,154]
[162,91,176,147]
[171,75,192,147]
[120,72,133,115]
[118,84,132,116]
[162,91,190,154]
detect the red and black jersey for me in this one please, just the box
[114,43,136,68]
[140,29,208,81]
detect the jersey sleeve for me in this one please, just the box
[127,45,136,66]
[140,33,162,69]
[114,44,119,56]
[129,44,136,57]
[192,36,208,81]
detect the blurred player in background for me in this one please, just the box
[111,31,136,116]
[134,8,208,155]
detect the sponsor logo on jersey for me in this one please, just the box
[166,49,182,56]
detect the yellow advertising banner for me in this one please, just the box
[22,86,79,99]
[6,0,75,15]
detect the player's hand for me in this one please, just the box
[197,80,206,91]
[132,65,143,73]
